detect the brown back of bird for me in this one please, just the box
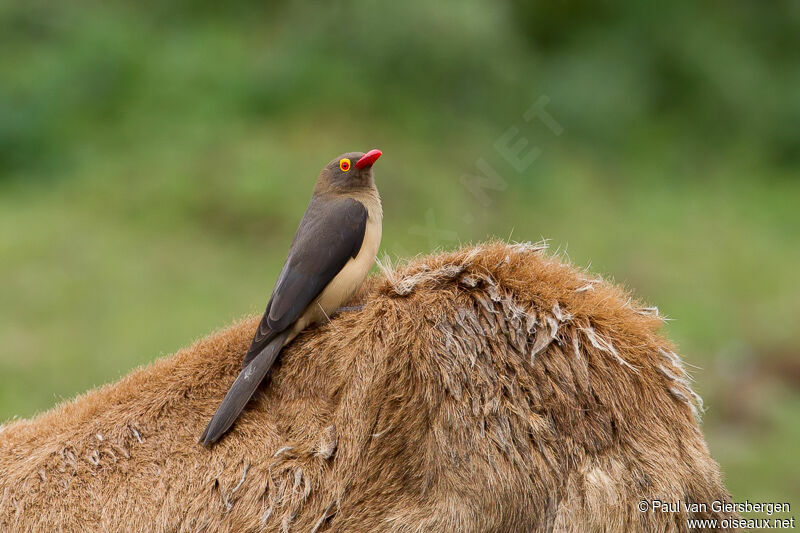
[0,242,738,532]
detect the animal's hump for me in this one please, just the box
[0,241,733,532]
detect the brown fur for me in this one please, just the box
[0,242,737,532]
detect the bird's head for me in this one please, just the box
[316,149,382,193]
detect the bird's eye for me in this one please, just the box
[339,158,351,172]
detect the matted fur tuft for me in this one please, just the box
[0,242,736,532]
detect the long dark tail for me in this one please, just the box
[199,330,290,446]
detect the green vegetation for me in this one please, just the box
[2,0,798,509]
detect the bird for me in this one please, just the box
[199,149,383,446]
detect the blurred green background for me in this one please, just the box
[1,0,798,513]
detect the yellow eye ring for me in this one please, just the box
[339,158,351,172]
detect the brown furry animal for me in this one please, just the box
[0,242,738,532]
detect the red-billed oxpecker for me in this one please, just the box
[200,149,383,446]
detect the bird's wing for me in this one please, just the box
[241,196,368,366]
